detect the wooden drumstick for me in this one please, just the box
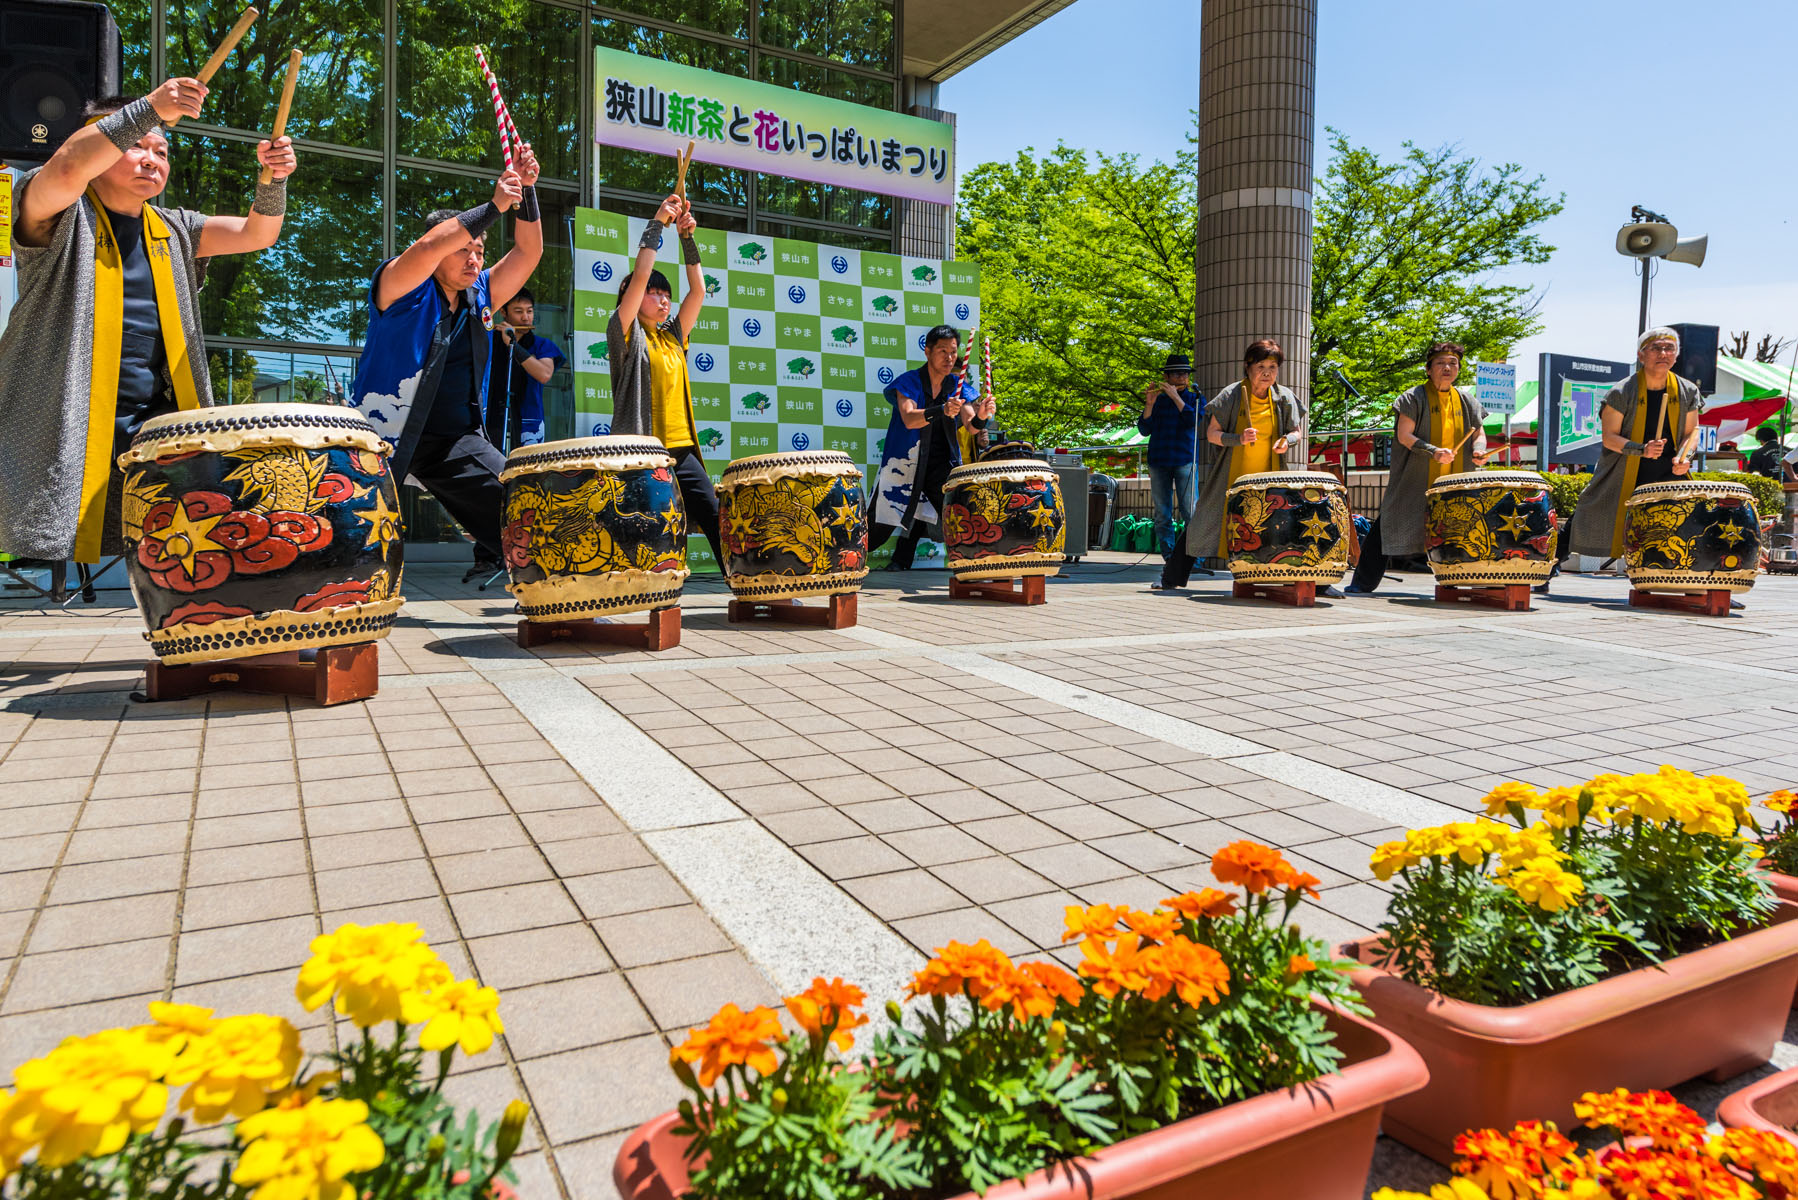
[169,6,259,126]
[258,48,301,185]
[1450,426,1479,461]
[675,140,695,203]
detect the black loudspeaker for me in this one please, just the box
[1669,322,1720,394]
[0,0,119,164]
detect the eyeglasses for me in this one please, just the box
[1643,343,1678,354]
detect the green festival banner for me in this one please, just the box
[595,48,955,206]
[571,208,982,572]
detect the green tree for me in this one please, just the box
[956,145,1196,446]
[1309,129,1563,428]
[955,125,1562,443]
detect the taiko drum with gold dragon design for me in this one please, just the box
[716,451,868,602]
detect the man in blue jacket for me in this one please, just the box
[1137,353,1202,559]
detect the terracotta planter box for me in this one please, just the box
[612,1006,1427,1200]
[1760,868,1798,1006]
[1343,901,1798,1164]
[1718,1064,1798,1146]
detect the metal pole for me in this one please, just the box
[1637,261,1651,336]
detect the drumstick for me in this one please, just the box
[1452,426,1479,458]
[675,140,695,202]
[257,48,301,186]
[168,6,259,127]
[1674,422,1701,465]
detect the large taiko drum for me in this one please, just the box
[941,455,1066,580]
[118,403,406,665]
[1624,479,1761,595]
[1223,469,1351,586]
[1425,469,1559,588]
[715,451,868,601]
[500,436,688,622]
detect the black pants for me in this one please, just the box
[410,431,507,564]
[670,447,723,565]
[1349,516,1388,592]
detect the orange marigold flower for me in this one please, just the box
[908,940,1018,1005]
[980,959,1082,1021]
[1062,904,1123,943]
[783,977,867,1053]
[671,1003,782,1088]
[1285,871,1322,899]
[1454,1126,1565,1200]
[1144,936,1231,1008]
[1767,789,1798,815]
[1285,953,1317,981]
[1161,889,1238,920]
[1077,934,1153,999]
[1573,1088,1704,1149]
[1016,960,1084,1008]
[1210,841,1292,894]
[1711,1127,1798,1190]
[1121,909,1180,942]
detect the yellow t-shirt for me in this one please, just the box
[644,323,694,450]
[1239,389,1277,475]
[1429,387,1464,485]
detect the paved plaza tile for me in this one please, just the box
[4,557,1798,1197]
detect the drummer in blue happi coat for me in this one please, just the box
[868,325,987,569]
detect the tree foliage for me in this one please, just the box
[956,123,1563,444]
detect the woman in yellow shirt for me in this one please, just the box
[606,192,722,564]
[1157,339,1306,590]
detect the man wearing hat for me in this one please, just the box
[1136,353,1203,560]
[1547,326,1702,593]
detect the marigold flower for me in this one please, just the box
[1573,1088,1704,1149]
[671,1003,782,1088]
[1210,841,1292,893]
[166,1013,303,1122]
[1534,786,1595,829]
[1482,781,1540,817]
[1142,936,1230,1008]
[1285,953,1317,981]
[4,1026,174,1166]
[1709,1127,1798,1190]
[1370,841,1419,881]
[145,1002,218,1049]
[232,1096,385,1200]
[1061,904,1123,943]
[1454,1125,1569,1200]
[1285,871,1322,899]
[406,978,505,1057]
[909,940,1018,1004]
[294,922,451,1028]
[783,977,868,1051]
[1501,859,1585,912]
[1120,909,1180,942]
[1767,789,1798,815]
[1015,961,1083,1009]
[1161,888,1237,920]
[1371,1184,1493,1200]
[1077,934,1153,999]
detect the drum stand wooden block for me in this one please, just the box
[727,593,857,629]
[140,643,380,707]
[1434,584,1533,612]
[948,575,1046,605]
[1628,588,1734,618]
[516,606,682,651]
[1232,580,1315,607]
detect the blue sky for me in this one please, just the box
[943,0,1798,381]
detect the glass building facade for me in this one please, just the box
[108,0,905,540]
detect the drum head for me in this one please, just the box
[1431,469,1541,489]
[122,402,386,464]
[979,441,1040,462]
[1229,469,1343,488]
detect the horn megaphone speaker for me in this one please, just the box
[1616,221,1678,258]
[1665,235,1707,267]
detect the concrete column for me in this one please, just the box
[1195,0,1317,459]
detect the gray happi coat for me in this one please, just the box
[1566,371,1704,558]
[0,169,212,560]
[605,312,698,446]
[1379,384,1487,556]
[1183,380,1305,559]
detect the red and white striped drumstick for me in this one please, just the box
[982,332,993,401]
[473,45,520,171]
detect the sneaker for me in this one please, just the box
[1149,582,1177,592]
[1319,585,1345,599]
[1343,584,1373,595]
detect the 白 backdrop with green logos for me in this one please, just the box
[571,207,982,572]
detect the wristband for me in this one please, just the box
[510,341,534,365]
[1413,442,1439,457]
[971,416,990,430]
[1217,431,1242,447]
[250,177,286,217]
[517,185,540,223]
[680,234,701,266]
[96,97,160,154]
[921,404,946,421]
[1624,440,1645,456]
[638,222,664,251]
[455,202,501,239]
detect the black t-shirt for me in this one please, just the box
[1749,444,1784,479]
[1636,388,1676,487]
[424,299,480,436]
[109,208,172,450]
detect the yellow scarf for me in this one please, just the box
[1427,386,1467,487]
[1219,380,1282,556]
[956,422,977,464]
[78,192,201,560]
[1606,372,1682,557]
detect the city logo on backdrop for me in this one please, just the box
[787,285,807,304]
[954,302,970,321]
[830,255,849,275]
[742,317,762,338]
[694,351,715,372]
[876,367,895,385]
[791,432,810,450]
[594,48,955,206]
[835,398,855,418]
[592,260,613,282]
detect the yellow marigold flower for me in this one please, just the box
[405,979,505,1057]
[1454,1124,1568,1200]
[1573,1087,1704,1149]
[1767,789,1798,815]
[1501,859,1585,912]
[1370,841,1419,881]
[1372,1184,1493,1200]
[1481,781,1539,817]
[233,1097,384,1200]
[1061,904,1122,943]
[4,1027,174,1166]
[1710,1127,1798,1190]
[144,1002,218,1050]
[295,922,450,1028]
[1535,786,1596,829]
[167,1014,303,1123]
